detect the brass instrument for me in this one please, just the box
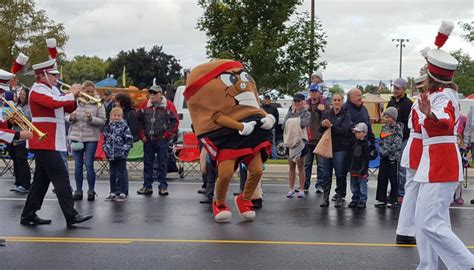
[2,98,47,141]
[57,81,102,108]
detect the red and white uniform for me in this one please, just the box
[27,82,76,151]
[400,99,424,170]
[414,88,462,183]
[396,99,425,237]
[0,128,17,144]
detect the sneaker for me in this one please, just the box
[297,191,305,198]
[335,197,343,208]
[303,188,309,193]
[396,235,416,245]
[212,201,232,223]
[347,201,358,208]
[137,187,153,195]
[450,197,464,206]
[73,191,83,201]
[158,188,169,196]
[387,202,398,209]
[315,186,324,194]
[251,198,263,209]
[235,194,256,221]
[116,193,127,202]
[197,189,206,194]
[331,195,345,201]
[87,190,97,201]
[397,196,404,204]
[15,186,29,194]
[10,185,17,192]
[374,201,386,208]
[286,191,296,198]
[356,202,367,209]
[105,194,116,202]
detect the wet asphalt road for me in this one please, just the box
[1,175,474,269]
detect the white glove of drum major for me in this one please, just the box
[239,121,257,136]
[260,114,276,130]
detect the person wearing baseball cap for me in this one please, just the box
[414,21,474,269]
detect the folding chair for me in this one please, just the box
[94,134,109,177]
[127,141,144,172]
[176,132,201,178]
[0,144,14,176]
[368,139,381,178]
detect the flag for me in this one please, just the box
[121,66,126,87]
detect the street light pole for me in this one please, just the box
[309,0,315,83]
[392,38,409,78]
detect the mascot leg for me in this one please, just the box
[235,152,263,221]
[212,159,236,222]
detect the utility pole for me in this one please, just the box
[392,38,409,78]
[309,0,315,83]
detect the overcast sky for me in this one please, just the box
[36,0,473,81]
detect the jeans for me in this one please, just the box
[143,140,168,189]
[350,176,368,203]
[205,156,217,199]
[60,151,69,171]
[109,159,127,194]
[72,141,98,192]
[304,144,324,189]
[270,128,277,159]
[321,151,348,198]
[398,140,408,196]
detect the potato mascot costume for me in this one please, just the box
[185,60,275,222]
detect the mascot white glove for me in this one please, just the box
[239,121,257,136]
[260,114,276,130]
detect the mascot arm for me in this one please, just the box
[212,112,244,131]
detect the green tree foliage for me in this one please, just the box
[0,0,68,70]
[329,84,344,94]
[106,46,182,89]
[459,21,474,44]
[62,56,108,84]
[451,49,474,96]
[197,0,327,93]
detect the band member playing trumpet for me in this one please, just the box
[21,58,93,227]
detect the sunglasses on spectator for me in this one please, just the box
[149,91,160,95]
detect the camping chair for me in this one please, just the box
[0,144,14,176]
[127,141,144,172]
[94,134,109,177]
[176,132,201,178]
[368,139,381,178]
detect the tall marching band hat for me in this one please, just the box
[10,53,29,75]
[425,20,458,84]
[0,69,15,91]
[414,75,426,89]
[32,38,60,75]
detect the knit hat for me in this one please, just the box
[311,70,323,81]
[383,107,398,121]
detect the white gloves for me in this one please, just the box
[239,121,256,136]
[260,114,276,130]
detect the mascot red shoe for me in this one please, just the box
[184,60,274,222]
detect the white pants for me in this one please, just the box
[415,182,474,270]
[396,168,419,236]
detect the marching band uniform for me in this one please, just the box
[395,75,425,244]
[413,21,474,270]
[21,58,93,227]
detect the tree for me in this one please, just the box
[459,21,474,44]
[197,0,327,93]
[62,56,108,84]
[106,46,182,89]
[451,49,474,96]
[0,0,68,70]
[329,84,344,94]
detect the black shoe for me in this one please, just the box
[252,198,263,209]
[335,197,343,208]
[348,201,358,208]
[197,189,207,194]
[470,199,474,204]
[233,191,242,196]
[0,238,5,246]
[73,191,83,201]
[199,197,213,204]
[374,201,387,208]
[67,214,93,227]
[387,202,398,209]
[320,197,329,207]
[87,190,96,201]
[396,235,416,245]
[159,188,169,196]
[20,215,52,226]
[315,186,324,194]
[356,202,367,209]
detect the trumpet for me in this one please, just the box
[2,98,47,141]
[57,81,102,108]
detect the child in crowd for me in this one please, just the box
[348,123,370,209]
[375,107,403,208]
[103,107,133,201]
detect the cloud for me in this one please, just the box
[36,0,473,81]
